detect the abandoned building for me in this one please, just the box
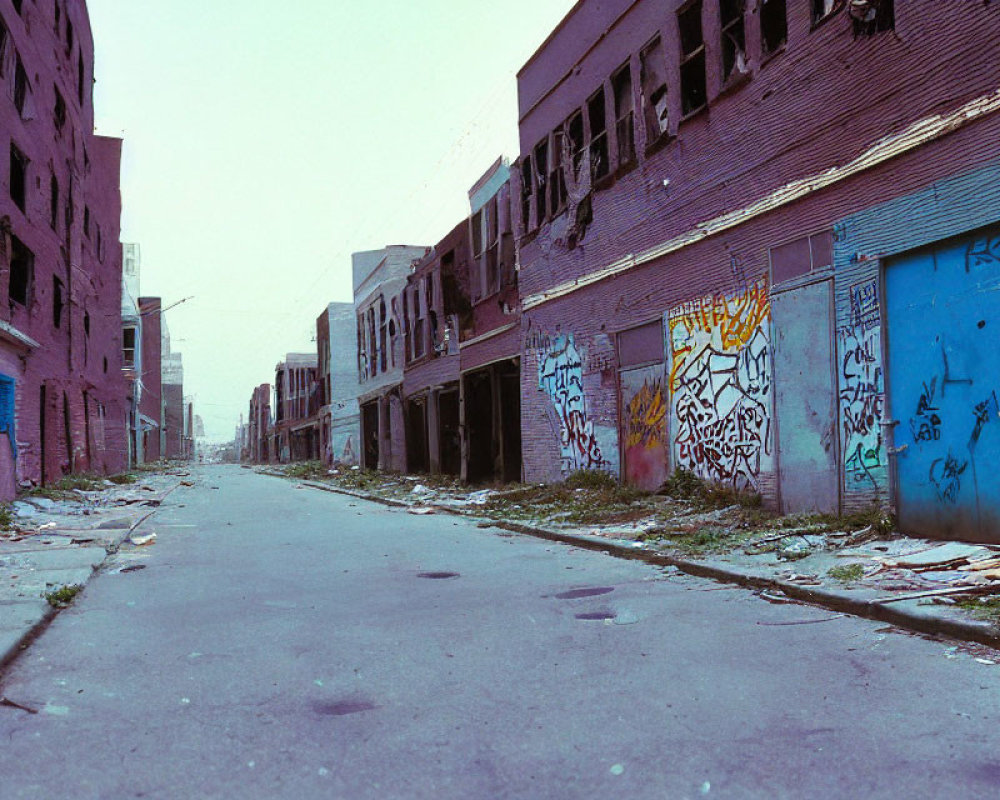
[353,245,429,471]
[271,353,320,463]
[137,297,162,461]
[512,0,1000,541]
[316,302,360,467]
[0,0,130,497]
[121,243,144,466]
[458,159,521,484]
[247,383,271,464]
[400,221,470,477]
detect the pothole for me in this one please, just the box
[313,700,377,717]
[417,572,460,579]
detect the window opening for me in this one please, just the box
[587,87,609,181]
[379,297,388,372]
[566,111,585,181]
[65,16,73,54]
[548,129,566,216]
[50,174,58,231]
[678,1,707,116]
[12,0,22,15]
[14,56,27,116]
[54,86,66,131]
[811,0,840,24]
[53,276,64,328]
[533,138,548,221]
[849,0,893,36]
[77,52,84,105]
[83,205,89,238]
[123,327,136,368]
[612,63,635,166]
[519,156,533,232]
[760,0,787,55]
[640,37,669,142]
[8,235,32,307]
[9,143,27,212]
[720,0,746,82]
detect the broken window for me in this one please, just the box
[50,174,58,231]
[77,52,85,105]
[587,87,609,182]
[378,297,388,373]
[612,62,635,167]
[565,111,585,182]
[12,0,22,15]
[9,143,27,213]
[83,205,90,238]
[547,129,567,216]
[486,196,499,294]
[54,86,66,131]
[850,0,893,36]
[533,138,548,221]
[53,276,64,328]
[0,18,7,70]
[8,235,32,307]
[14,55,27,116]
[760,0,787,55]
[678,0,707,116]
[471,208,484,259]
[720,0,746,83]
[640,37,669,144]
[519,156,532,233]
[811,0,840,24]
[65,15,73,54]
[413,287,425,360]
[54,1,61,33]
[123,327,137,368]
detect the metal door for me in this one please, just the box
[772,280,839,514]
[620,364,669,490]
[885,231,1000,541]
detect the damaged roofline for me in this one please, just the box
[522,86,1000,311]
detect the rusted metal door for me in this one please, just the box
[619,320,668,491]
[885,230,1000,541]
[772,279,839,514]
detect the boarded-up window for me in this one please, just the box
[770,231,833,285]
[619,320,665,368]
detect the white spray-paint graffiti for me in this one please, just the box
[537,333,610,473]
[667,278,773,490]
[839,278,884,491]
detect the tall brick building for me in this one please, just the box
[0,0,126,498]
[515,0,1000,540]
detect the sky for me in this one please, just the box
[87,0,577,441]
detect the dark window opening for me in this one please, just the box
[77,52,85,105]
[533,138,548,221]
[50,174,58,231]
[720,0,746,82]
[53,276,64,328]
[548,127,566,216]
[8,235,32,307]
[123,327,136,368]
[850,0,893,36]
[640,37,669,143]
[587,87,609,181]
[54,1,61,33]
[412,288,425,360]
[54,86,67,131]
[96,225,102,261]
[378,297,387,373]
[471,209,483,258]
[0,19,8,68]
[760,0,787,55]
[83,205,90,238]
[14,56,27,115]
[566,111,585,181]
[519,156,532,232]
[9,143,27,212]
[612,63,635,167]
[65,16,73,54]
[486,197,499,293]
[83,311,89,336]
[678,1,707,116]
[12,0,22,15]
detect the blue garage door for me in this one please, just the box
[885,230,1000,542]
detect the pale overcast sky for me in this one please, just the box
[87,0,576,440]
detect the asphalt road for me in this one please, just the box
[1,465,999,799]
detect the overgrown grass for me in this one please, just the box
[956,596,1000,623]
[827,563,865,582]
[660,525,757,555]
[483,470,652,526]
[331,469,393,493]
[659,468,762,511]
[107,473,138,485]
[283,460,328,480]
[0,504,13,530]
[43,584,83,608]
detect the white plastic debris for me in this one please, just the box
[129,532,157,546]
[407,507,434,515]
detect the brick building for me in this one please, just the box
[401,222,470,476]
[0,0,128,497]
[246,382,271,464]
[458,159,521,484]
[353,245,428,471]
[514,0,1000,540]
[271,353,319,463]
[137,296,161,461]
[316,302,360,467]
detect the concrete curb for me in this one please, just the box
[0,482,178,678]
[265,471,1000,650]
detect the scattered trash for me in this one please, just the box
[407,507,434,515]
[118,564,147,573]
[128,532,157,547]
[411,484,430,494]
[975,658,997,666]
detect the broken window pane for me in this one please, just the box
[566,111,585,180]
[587,87,609,181]
[519,156,533,232]
[850,0,893,36]
[8,235,32,307]
[53,276,64,328]
[811,0,839,24]
[761,0,787,55]
[123,327,136,369]
[678,1,707,116]
[640,37,669,142]
[9,143,27,213]
[612,62,635,166]
[50,174,59,231]
[720,0,746,82]
[548,129,566,215]
[533,138,548,220]
[54,85,66,131]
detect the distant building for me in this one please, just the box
[137,297,162,461]
[316,303,360,467]
[272,353,319,463]
[246,383,271,464]
[161,324,184,459]
[121,243,142,467]
[0,0,127,497]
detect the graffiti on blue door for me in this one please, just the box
[886,230,1000,540]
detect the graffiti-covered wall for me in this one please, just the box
[535,332,618,476]
[667,278,773,491]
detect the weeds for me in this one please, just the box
[44,584,83,608]
[659,468,761,511]
[284,461,328,480]
[0,504,13,530]
[956,596,1000,623]
[107,473,138,485]
[827,563,865,582]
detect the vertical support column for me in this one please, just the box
[459,376,468,483]
[428,388,441,474]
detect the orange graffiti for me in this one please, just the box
[625,379,667,449]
